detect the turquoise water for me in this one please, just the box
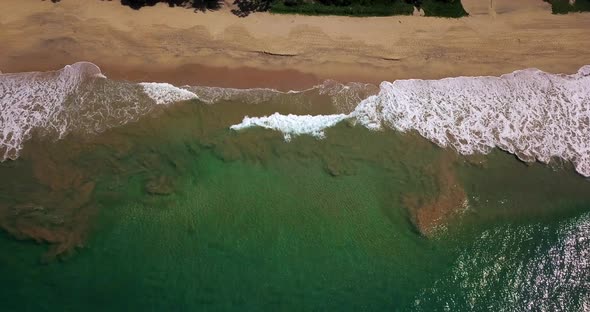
[1,77,589,311]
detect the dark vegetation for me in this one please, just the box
[418,0,467,17]
[120,0,223,11]
[47,0,468,17]
[271,0,467,17]
[232,0,273,16]
[544,0,590,14]
[48,0,222,11]
[270,0,415,16]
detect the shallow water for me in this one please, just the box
[0,63,589,311]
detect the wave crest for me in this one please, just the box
[139,82,198,105]
[0,63,203,161]
[230,113,349,141]
[4,62,590,176]
[230,66,590,177]
[353,66,590,176]
[0,62,105,160]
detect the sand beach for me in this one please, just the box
[0,0,588,89]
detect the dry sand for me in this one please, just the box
[0,0,589,89]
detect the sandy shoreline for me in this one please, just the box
[0,0,589,90]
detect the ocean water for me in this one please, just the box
[0,63,589,311]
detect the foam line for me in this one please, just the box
[0,62,104,160]
[352,66,590,176]
[230,113,349,141]
[230,66,590,176]
[139,82,199,105]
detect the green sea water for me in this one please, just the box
[0,95,589,311]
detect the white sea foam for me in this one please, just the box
[230,66,590,176]
[187,81,377,113]
[0,62,104,160]
[0,63,204,161]
[352,66,590,176]
[139,82,198,105]
[230,113,349,141]
[0,64,206,160]
[186,86,284,104]
[4,62,590,176]
[317,80,379,113]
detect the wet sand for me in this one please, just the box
[1,0,589,90]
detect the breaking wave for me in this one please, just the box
[3,62,590,176]
[230,113,349,141]
[231,66,590,177]
[0,62,376,161]
[0,62,200,161]
[0,62,104,160]
[355,66,590,176]
[139,82,198,105]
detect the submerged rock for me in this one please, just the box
[403,153,467,237]
[1,196,96,263]
[145,175,175,196]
